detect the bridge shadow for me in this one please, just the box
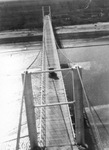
[61,64,98,150]
[52,24,62,48]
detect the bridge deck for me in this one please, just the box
[42,15,78,150]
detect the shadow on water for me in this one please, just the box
[61,64,99,150]
[0,35,42,44]
[53,24,62,48]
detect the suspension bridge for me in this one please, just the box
[0,7,107,150]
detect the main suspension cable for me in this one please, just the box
[26,50,41,70]
[55,39,73,64]
[89,100,109,138]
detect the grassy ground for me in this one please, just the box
[0,0,109,31]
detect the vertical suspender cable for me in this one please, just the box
[76,66,104,150]
[71,69,76,106]
[71,69,76,141]
[16,72,27,150]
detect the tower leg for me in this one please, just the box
[24,72,39,149]
[72,67,85,146]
